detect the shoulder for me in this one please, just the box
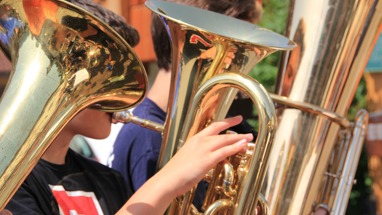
[5,162,53,214]
[133,98,166,122]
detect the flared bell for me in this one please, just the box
[0,0,147,209]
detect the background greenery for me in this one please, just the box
[251,0,373,214]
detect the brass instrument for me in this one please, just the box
[259,0,382,214]
[1,0,374,214]
[115,0,381,214]
[0,0,147,210]
[143,1,295,214]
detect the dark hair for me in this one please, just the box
[206,0,262,23]
[151,15,172,71]
[151,0,263,71]
[65,0,140,47]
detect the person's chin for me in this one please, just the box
[91,131,111,139]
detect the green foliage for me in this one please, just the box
[259,0,290,34]
[253,0,290,88]
[249,0,290,92]
[249,53,280,92]
[247,0,290,128]
[349,76,367,120]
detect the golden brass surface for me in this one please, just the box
[144,1,295,214]
[113,110,164,132]
[0,0,147,210]
[260,0,381,214]
[0,0,372,213]
[179,73,277,215]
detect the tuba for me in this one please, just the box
[260,0,382,214]
[143,1,295,214]
[0,0,147,210]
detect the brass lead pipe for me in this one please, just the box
[113,111,164,132]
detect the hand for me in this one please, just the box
[118,115,253,215]
[159,115,253,197]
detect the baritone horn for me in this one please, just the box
[118,1,295,214]
[258,0,381,214]
[0,0,147,210]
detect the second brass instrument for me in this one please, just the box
[260,0,381,214]
[123,1,295,214]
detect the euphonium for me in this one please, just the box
[0,0,147,210]
[259,0,382,214]
[145,1,295,214]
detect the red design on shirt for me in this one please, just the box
[51,185,103,215]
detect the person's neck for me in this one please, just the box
[41,132,73,165]
[147,68,172,112]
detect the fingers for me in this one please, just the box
[202,132,253,151]
[194,116,254,162]
[209,138,249,162]
[198,134,252,169]
[196,115,243,137]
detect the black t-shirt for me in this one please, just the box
[5,149,131,215]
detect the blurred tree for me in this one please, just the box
[247,0,289,127]
[249,0,289,92]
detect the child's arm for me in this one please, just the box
[116,115,253,215]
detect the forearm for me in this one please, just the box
[116,116,251,214]
[116,169,176,215]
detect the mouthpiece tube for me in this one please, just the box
[113,111,164,132]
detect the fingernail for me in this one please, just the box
[245,133,253,141]
[232,115,241,118]
[237,139,247,147]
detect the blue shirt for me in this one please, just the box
[109,98,207,210]
[110,98,166,191]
